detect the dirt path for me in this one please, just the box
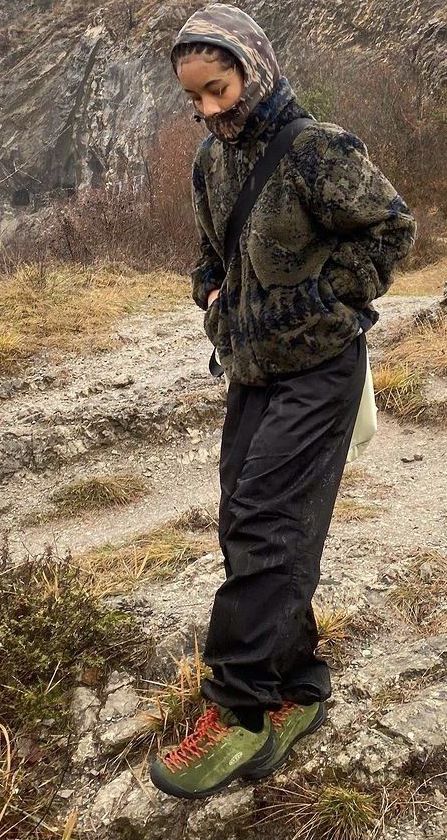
[1,292,442,564]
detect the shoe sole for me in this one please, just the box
[149,726,276,800]
[241,702,327,781]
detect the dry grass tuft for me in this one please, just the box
[334,499,381,522]
[78,523,219,597]
[391,256,447,297]
[387,549,447,633]
[346,607,383,640]
[171,505,219,532]
[61,811,78,840]
[50,473,148,516]
[373,672,444,714]
[0,329,26,370]
[0,262,189,373]
[389,311,447,378]
[379,777,447,830]
[0,723,17,830]
[340,465,368,493]
[373,310,447,423]
[373,363,426,420]
[249,779,378,839]
[316,608,352,652]
[315,606,380,666]
[127,635,212,757]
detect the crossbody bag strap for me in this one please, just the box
[209,116,315,378]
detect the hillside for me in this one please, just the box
[0,0,446,230]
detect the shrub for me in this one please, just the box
[290,48,447,214]
[0,548,151,732]
[0,544,152,838]
[42,114,204,274]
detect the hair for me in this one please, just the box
[171,42,244,78]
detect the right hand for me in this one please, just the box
[207,289,220,307]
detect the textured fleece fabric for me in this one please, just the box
[180,20,416,384]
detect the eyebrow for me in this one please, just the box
[183,78,225,94]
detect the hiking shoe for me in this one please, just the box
[242,700,327,781]
[149,704,275,799]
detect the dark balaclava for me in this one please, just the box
[171,3,281,142]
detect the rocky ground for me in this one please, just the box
[1,290,447,839]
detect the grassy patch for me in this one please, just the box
[340,466,392,502]
[172,504,219,532]
[391,257,447,296]
[250,779,378,839]
[334,499,381,523]
[373,363,427,420]
[249,774,443,839]
[78,522,219,597]
[389,311,447,378]
[0,545,152,838]
[373,311,447,422]
[315,607,380,666]
[50,473,148,516]
[387,549,447,633]
[0,261,189,374]
[131,636,212,761]
[373,670,446,714]
[21,473,150,527]
[316,608,352,652]
[0,549,150,731]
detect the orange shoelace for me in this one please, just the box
[270,701,304,727]
[162,706,228,771]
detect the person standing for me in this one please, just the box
[150,3,416,799]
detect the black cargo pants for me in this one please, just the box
[200,332,367,711]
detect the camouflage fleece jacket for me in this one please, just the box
[191,77,416,385]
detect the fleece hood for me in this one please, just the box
[171,3,281,141]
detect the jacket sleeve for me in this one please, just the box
[191,146,225,311]
[310,129,416,308]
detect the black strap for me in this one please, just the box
[209,116,315,378]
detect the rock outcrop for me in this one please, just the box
[67,583,447,839]
[0,0,446,233]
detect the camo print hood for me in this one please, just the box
[171,3,281,142]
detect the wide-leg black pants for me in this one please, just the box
[200,333,367,710]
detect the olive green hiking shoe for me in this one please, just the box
[150,704,275,799]
[242,700,327,781]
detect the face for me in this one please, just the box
[177,53,244,118]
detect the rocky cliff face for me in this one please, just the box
[0,0,446,232]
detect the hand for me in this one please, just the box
[207,289,220,307]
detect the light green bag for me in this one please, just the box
[217,342,377,463]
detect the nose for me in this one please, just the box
[201,94,222,118]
